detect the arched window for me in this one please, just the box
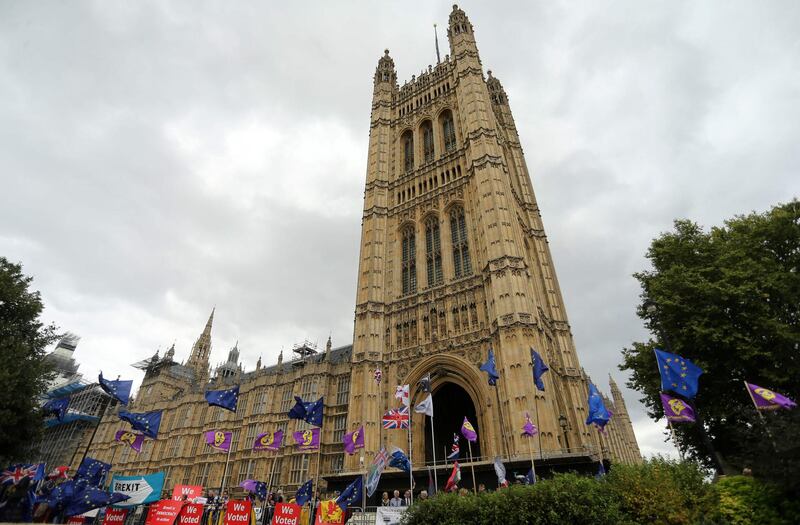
[450,206,472,278]
[441,110,456,152]
[402,130,414,173]
[401,225,417,295]
[421,121,434,163]
[425,216,443,287]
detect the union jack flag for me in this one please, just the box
[1,464,40,485]
[374,368,382,384]
[447,433,460,460]
[382,406,410,429]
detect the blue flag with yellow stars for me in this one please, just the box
[530,348,549,391]
[655,349,703,399]
[295,479,313,506]
[74,457,111,486]
[44,397,70,421]
[388,447,412,473]
[479,347,500,386]
[204,385,239,412]
[63,480,129,516]
[336,476,363,512]
[118,410,162,439]
[585,383,611,430]
[99,372,132,405]
[287,396,324,427]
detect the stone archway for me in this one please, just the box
[425,382,481,462]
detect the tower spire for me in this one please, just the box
[434,23,441,64]
[186,308,215,381]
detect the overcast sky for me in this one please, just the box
[2,1,799,459]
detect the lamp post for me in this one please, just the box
[558,414,570,451]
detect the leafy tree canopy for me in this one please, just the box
[0,257,58,464]
[620,200,800,488]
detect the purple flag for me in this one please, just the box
[293,427,321,451]
[204,430,232,451]
[521,412,538,437]
[343,426,365,455]
[460,417,478,442]
[746,382,797,411]
[115,430,145,453]
[253,430,283,451]
[659,393,696,423]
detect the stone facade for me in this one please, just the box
[86,4,641,497]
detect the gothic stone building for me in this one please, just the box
[87,5,641,497]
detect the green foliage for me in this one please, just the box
[402,459,797,525]
[619,201,800,484]
[0,257,58,464]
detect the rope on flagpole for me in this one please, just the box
[310,444,322,525]
[220,441,233,498]
[525,433,536,482]
[667,421,685,460]
[467,440,477,495]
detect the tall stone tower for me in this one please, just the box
[346,5,638,471]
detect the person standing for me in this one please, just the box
[389,490,402,507]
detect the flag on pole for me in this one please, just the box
[240,480,267,500]
[521,412,538,437]
[336,476,363,512]
[374,368,383,384]
[204,430,232,451]
[292,428,321,451]
[447,433,460,460]
[366,447,389,497]
[118,410,162,439]
[75,457,111,486]
[460,417,478,442]
[418,373,432,393]
[46,466,69,480]
[43,397,70,421]
[479,348,500,386]
[414,394,434,417]
[585,383,611,430]
[444,462,461,492]
[1,464,42,485]
[99,372,132,405]
[745,382,797,411]
[530,348,549,391]
[427,468,437,496]
[342,426,365,455]
[493,457,508,488]
[382,406,410,429]
[388,447,411,473]
[287,396,324,427]
[204,385,239,412]
[295,479,313,506]
[115,430,146,452]
[253,430,283,451]
[395,385,410,407]
[655,349,704,399]
[596,462,606,478]
[659,393,696,423]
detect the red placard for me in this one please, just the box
[271,503,302,525]
[172,485,203,502]
[145,500,184,525]
[103,508,129,525]
[314,500,344,525]
[224,500,251,525]
[66,517,85,525]
[177,503,204,525]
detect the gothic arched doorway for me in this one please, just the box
[425,382,481,463]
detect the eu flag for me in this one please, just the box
[74,457,111,486]
[98,372,132,405]
[530,348,549,391]
[118,410,162,439]
[479,347,500,386]
[287,396,324,427]
[655,349,703,399]
[44,397,70,421]
[388,448,411,473]
[336,476,363,512]
[295,479,313,506]
[63,482,129,516]
[204,385,239,412]
[585,383,611,430]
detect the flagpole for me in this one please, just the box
[466,440,477,495]
[428,414,438,491]
[219,442,233,498]
[310,439,322,525]
[743,380,777,452]
[525,435,536,482]
[666,421,685,461]
[77,393,112,468]
[407,412,414,505]
[492,386,510,458]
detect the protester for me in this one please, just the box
[477,483,486,494]
[458,488,469,497]
[380,492,390,506]
[403,490,412,506]
[389,490,402,506]
[418,490,428,501]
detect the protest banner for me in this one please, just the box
[314,500,344,525]
[102,508,128,525]
[110,472,165,507]
[145,500,183,525]
[223,500,251,525]
[375,507,405,525]
[177,503,204,525]
[66,517,84,525]
[171,485,203,502]
[271,503,302,525]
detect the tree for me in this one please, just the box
[0,257,58,464]
[620,201,800,489]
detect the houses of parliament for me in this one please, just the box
[85,5,641,496]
